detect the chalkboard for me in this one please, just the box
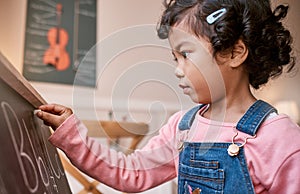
[0,52,71,193]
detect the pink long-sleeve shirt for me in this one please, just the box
[49,110,300,193]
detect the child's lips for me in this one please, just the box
[179,84,190,94]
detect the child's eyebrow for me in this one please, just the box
[173,41,190,51]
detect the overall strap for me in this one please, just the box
[236,100,277,136]
[178,104,206,131]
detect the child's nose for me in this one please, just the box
[174,67,185,78]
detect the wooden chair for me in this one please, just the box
[60,120,149,194]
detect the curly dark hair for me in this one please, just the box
[157,0,295,89]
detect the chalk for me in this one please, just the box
[32,109,43,129]
[33,109,41,115]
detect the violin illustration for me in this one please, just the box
[43,3,70,71]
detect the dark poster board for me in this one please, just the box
[0,53,71,193]
[23,0,97,87]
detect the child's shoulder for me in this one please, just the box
[258,113,300,152]
[262,113,300,133]
[251,114,300,190]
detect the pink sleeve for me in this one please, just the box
[269,151,300,194]
[48,114,180,193]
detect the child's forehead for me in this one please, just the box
[168,24,211,51]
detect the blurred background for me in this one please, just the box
[0,0,299,193]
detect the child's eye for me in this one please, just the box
[181,51,189,59]
[171,51,190,62]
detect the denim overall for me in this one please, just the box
[177,100,276,194]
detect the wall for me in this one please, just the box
[0,0,27,72]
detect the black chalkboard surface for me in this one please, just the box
[0,52,71,193]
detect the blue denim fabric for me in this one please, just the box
[177,100,276,194]
[236,100,277,136]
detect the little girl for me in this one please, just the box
[37,0,300,193]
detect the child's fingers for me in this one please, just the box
[38,104,57,114]
[36,110,65,129]
[36,104,73,130]
[39,104,72,116]
[38,104,62,114]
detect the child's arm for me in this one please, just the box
[269,151,300,193]
[37,104,178,193]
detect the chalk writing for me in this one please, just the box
[1,101,65,193]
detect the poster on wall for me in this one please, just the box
[23,0,96,87]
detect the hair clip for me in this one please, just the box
[206,8,227,25]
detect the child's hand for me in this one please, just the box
[36,104,73,130]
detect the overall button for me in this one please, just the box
[227,144,240,156]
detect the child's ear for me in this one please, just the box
[229,39,248,68]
